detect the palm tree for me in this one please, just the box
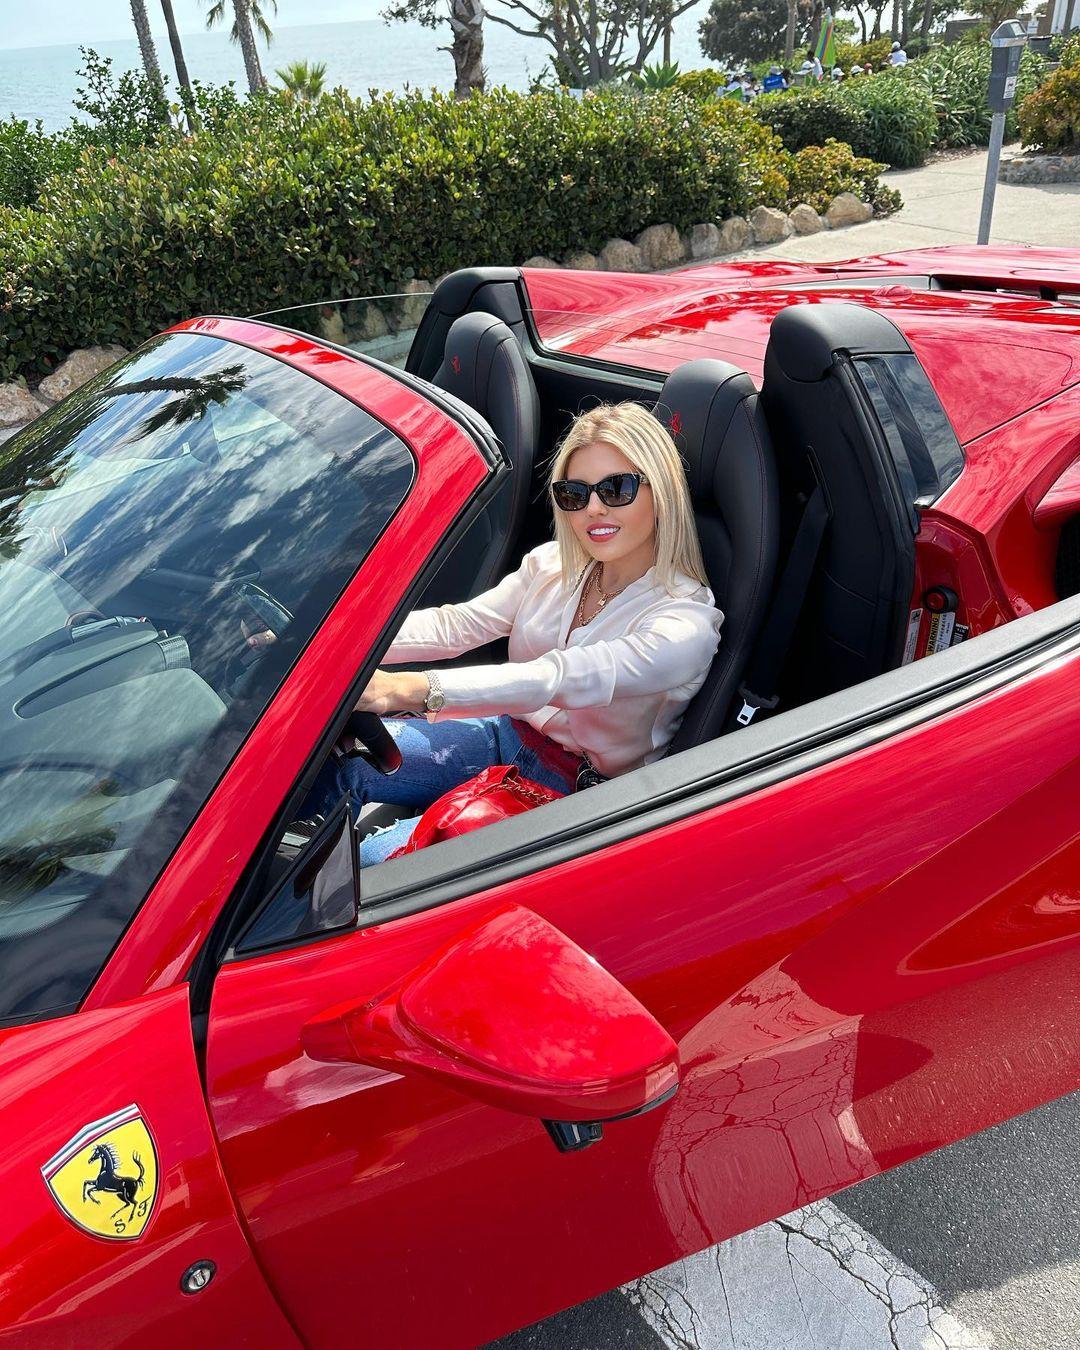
[203,0,276,92]
[129,0,166,95]
[160,0,200,129]
[276,60,329,100]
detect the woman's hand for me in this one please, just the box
[354,669,431,716]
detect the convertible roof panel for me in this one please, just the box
[523,248,1080,446]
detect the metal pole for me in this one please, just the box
[977,112,1006,245]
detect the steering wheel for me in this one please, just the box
[342,711,402,776]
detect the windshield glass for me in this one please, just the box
[0,332,414,1022]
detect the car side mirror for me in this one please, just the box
[302,904,680,1151]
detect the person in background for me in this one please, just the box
[831,64,845,81]
[763,63,787,92]
[849,63,863,77]
[723,69,744,99]
[864,60,874,74]
[802,47,824,80]
[889,40,908,66]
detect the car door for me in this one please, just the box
[0,317,496,1345]
[195,577,1080,1349]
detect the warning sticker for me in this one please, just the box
[950,623,970,646]
[926,610,956,655]
[902,608,923,664]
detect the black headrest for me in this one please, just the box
[767,302,911,383]
[653,359,761,503]
[433,312,537,443]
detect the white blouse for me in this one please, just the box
[384,542,723,777]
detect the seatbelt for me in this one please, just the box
[731,483,829,728]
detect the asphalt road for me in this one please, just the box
[486,1087,1080,1349]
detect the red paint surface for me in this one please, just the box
[206,640,1080,1348]
[0,987,296,1347]
[303,904,680,1119]
[524,248,1080,445]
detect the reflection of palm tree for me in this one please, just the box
[103,367,249,436]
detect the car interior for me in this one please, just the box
[307,266,973,861]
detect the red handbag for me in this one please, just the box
[388,765,566,858]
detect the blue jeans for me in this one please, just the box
[307,715,577,865]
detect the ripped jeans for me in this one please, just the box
[305,714,578,865]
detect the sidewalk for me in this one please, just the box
[733,146,1080,262]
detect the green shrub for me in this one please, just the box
[1019,63,1080,152]
[839,71,937,167]
[753,84,868,152]
[834,36,893,71]
[0,88,855,381]
[901,42,1043,146]
[674,68,726,100]
[788,137,900,214]
[0,119,56,208]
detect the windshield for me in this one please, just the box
[0,332,414,1022]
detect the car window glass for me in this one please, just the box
[0,332,414,1022]
[854,354,964,506]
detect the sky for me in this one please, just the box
[0,2,387,51]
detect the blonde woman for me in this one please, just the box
[318,401,723,863]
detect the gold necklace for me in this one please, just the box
[573,564,629,630]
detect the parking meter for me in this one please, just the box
[978,20,1028,244]
[988,20,1027,112]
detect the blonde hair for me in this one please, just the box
[548,402,707,594]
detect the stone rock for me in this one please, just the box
[633,223,686,270]
[353,304,390,342]
[399,278,433,330]
[563,250,599,270]
[717,216,751,253]
[749,205,794,245]
[522,255,560,269]
[0,382,48,430]
[789,203,824,235]
[599,238,646,272]
[689,223,723,259]
[1000,152,1080,184]
[37,345,128,404]
[319,308,349,346]
[826,192,873,228]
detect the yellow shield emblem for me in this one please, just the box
[42,1103,159,1241]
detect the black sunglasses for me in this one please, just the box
[550,472,650,512]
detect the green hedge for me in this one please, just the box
[0,87,898,383]
[754,85,867,154]
[840,73,937,168]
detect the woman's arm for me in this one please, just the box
[427,604,722,719]
[382,545,549,663]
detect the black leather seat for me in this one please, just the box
[654,359,781,754]
[761,303,921,704]
[420,312,540,606]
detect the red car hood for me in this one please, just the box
[523,247,1080,446]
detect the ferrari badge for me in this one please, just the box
[41,1103,159,1240]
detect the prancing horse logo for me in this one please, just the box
[42,1103,159,1240]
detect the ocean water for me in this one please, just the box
[0,15,716,133]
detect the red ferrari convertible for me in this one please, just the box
[4,244,1080,1348]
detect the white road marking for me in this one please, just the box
[624,1199,992,1350]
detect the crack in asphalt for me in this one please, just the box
[626,1200,991,1350]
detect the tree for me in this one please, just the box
[387,0,700,88]
[700,0,812,66]
[129,0,166,97]
[383,0,486,97]
[276,59,329,99]
[160,0,200,128]
[203,0,275,92]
